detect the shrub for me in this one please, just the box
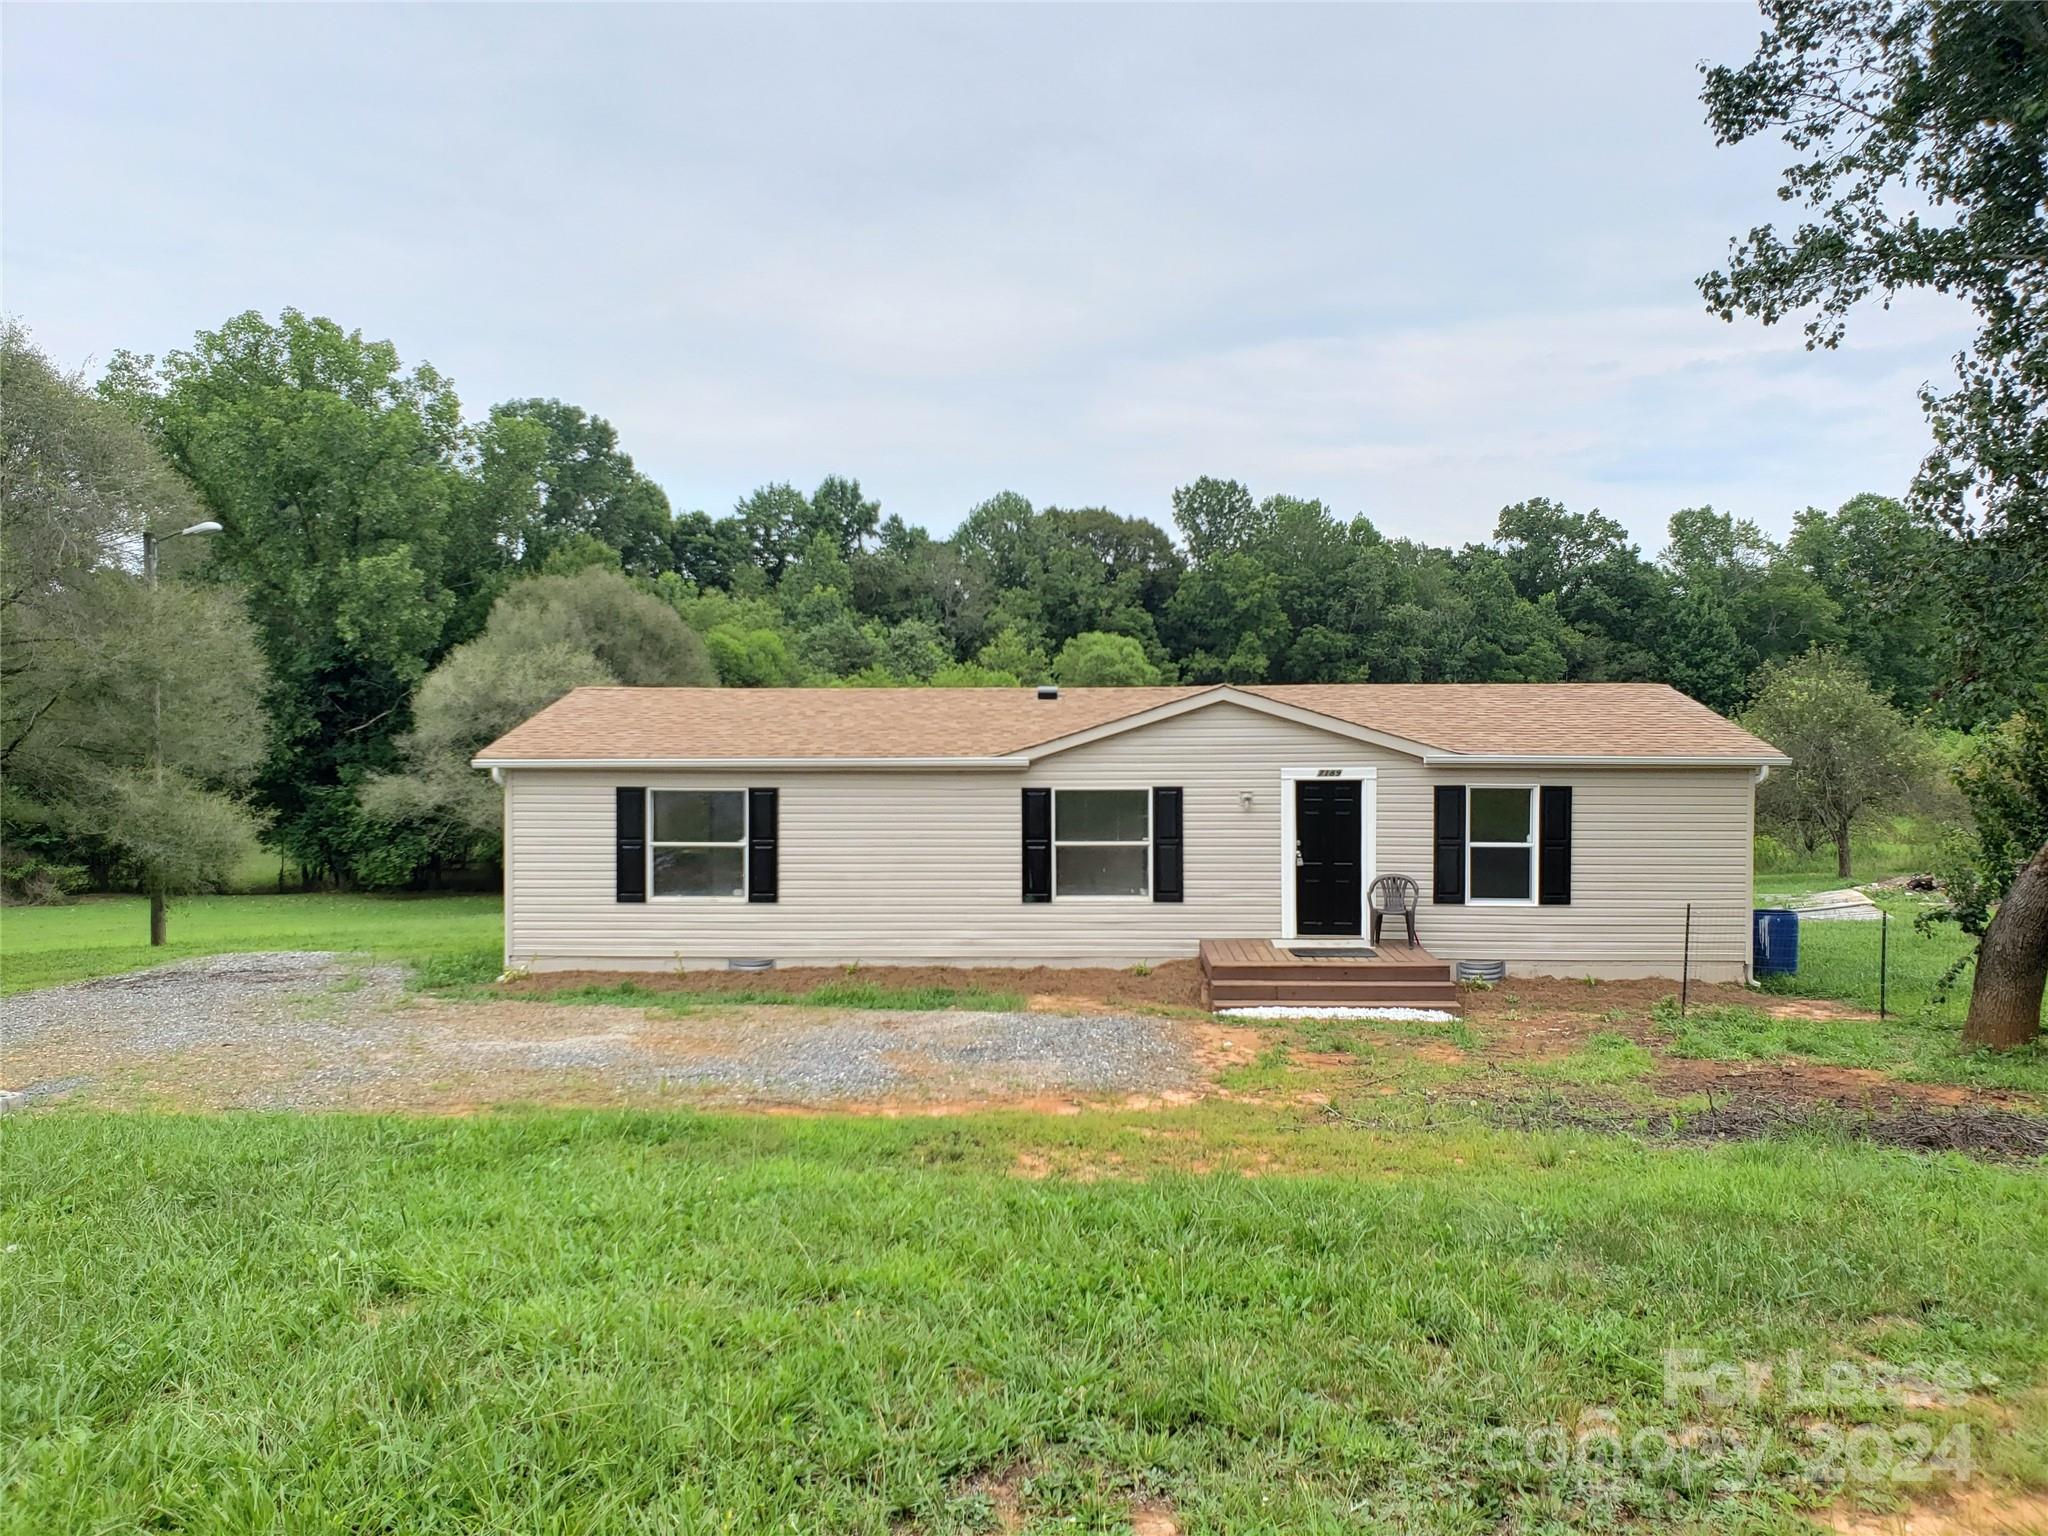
[0,855,88,906]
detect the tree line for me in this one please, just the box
[3,307,1970,893]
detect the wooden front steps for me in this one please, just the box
[1199,937,1460,1013]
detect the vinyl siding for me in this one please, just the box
[502,700,1756,978]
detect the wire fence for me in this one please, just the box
[1677,899,1893,1018]
[1675,903,1751,1016]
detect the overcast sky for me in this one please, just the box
[4,3,1966,550]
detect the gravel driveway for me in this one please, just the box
[0,952,1202,1112]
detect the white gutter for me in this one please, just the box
[478,751,1788,772]
[1419,753,1791,768]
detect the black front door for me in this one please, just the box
[1295,779,1362,936]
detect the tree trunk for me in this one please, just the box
[148,885,167,947]
[1835,821,1853,880]
[1962,840,2048,1050]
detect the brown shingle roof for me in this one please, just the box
[476,683,1785,764]
[1238,684,1783,758]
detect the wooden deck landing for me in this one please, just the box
[1199,937,1460,1012]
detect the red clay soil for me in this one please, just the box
[1650,1055,2031,1110]
[1463,974,1757,1014]
[501,958,1208,1009]
[502,962,1856,1024]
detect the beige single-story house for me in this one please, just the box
[474,683,1786,1000]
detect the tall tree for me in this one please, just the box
[2,323,267,936]
[1742,651,1935,878]
[101,309,510,884]
[665,510,746,591]
[1494,499,1669,680]
[1170,476,1269,563]
[808,475,882,557]
[1786,493,1947,709]
[954,494,1179,663]
[1163,553,1287,682]
[361,567,714,875]
[1703,0,2048,1044]
[484,398,674,574]
[1940,713,2048,1046]
[1052,631,1164,687]
[733,483,815,583]
[1371,543,1572,684]
[1658,505,1842,695]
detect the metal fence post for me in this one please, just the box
[1879,909,1888,1020]
[1681,902,1692,1017]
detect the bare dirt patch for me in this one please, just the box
[1450,1083,2048,1162]
[1817,1485,2048,1534]
[1764,998,1884,1022]
[1465,974,1876,1024]
[1186,1020,1267,1073]
[1466,974,1707,1013]
[904,1463,1179,1536]
[503,959,1208,1009]
[1651,1056,2031,1111]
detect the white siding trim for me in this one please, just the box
[1463,783,1539,907]
[1276,765,1378,942]
[501,769,516,975]
[1423,752,1790,767]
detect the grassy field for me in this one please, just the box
[4,1109,2044,1534]
[1756,893,1983,1027]
[0,892,502,993]
[1661,1000,2048,1093]
[1751,814,1948,891]
[1750,822,2002,1031]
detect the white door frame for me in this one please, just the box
[1277,765,1377,942]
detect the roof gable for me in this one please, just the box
[1020,687,1443,762]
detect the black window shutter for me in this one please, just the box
[616,787,647,903]
[1539,785,1572,906]
[747,788,779,904]
[1432,785,1466,905]
[1152,786,1184,903]
[1021,787,1052,903]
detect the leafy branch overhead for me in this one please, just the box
[1700,0,2048,720]
[1701,0,2048,1044]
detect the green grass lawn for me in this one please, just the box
[1755,893,1981,1025]
[4,1109,2044,1534]
[4,863,2044,1529]
[0,892,502,993]
[1661,1000,2048,1094]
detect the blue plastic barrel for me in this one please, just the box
[1752,908,1799,975]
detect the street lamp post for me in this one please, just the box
[143,520,223,946]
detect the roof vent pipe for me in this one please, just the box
[1036,685,1059,700]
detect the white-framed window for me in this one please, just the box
[1053,788,1149,898]
[1467,786,1536,904]
[649,789,747,899]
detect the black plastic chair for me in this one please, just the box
[1368,874,1420,948]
